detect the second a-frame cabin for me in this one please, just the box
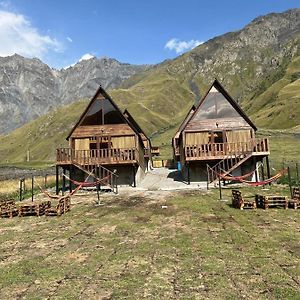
[56,86,150,187]
[173,79,270,184]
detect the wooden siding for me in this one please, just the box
[185,117,251,132]
[71,124,135,138]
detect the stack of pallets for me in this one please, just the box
[256,194,288,209]
[0,200,19,218]
[18,200,52,217]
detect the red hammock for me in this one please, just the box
[239,168,287,186]
[34,179,83,200]
[210,166,288,186]
[63,173,111,187]
[216,168,257,181]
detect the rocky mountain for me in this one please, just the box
[0,9,300,163]
[110,8,300,134]
[0,55,149,133]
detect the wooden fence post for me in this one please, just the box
[31,175,34,202]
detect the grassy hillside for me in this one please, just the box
[245,54,300,129]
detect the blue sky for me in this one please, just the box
[0,0,299,69]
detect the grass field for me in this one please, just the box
[0,186,299,299]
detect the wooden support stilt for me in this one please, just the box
[266,156,271,186]
[62,168,66,196]
[133,165,136,187]
[56,165,59,195]
[69,166,72,193]
[187,162,190,185]
[253,157,258,182]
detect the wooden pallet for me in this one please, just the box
[45,197,71,217]
[289,187,300,209]
[18,201,52,217]
[232,190,256,210]
[0,200,19,218]
[256,194,288,209]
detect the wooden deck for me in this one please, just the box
[185,138,269,161]
[57,148,138,165]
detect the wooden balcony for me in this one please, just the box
[56,148,138,165]
[185,138,269,161]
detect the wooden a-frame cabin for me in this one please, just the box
[56,86,151,189]
[173,79,270,184]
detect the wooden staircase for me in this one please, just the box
[73,162,118,193]
[207,152,253,185]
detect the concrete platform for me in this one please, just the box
[136,168,207,191]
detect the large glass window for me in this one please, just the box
[193,91,240,120]
[80,98,124,125]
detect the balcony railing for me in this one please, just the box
[185,138,269,160]
[57,148,138,165]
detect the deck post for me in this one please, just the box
[253,157,258,182]
[266,156,271,186]
[56,165,59,195]
[62,167,66,196]
[69,165,72,192]
[187,162,190,185]
[133,165,136,187]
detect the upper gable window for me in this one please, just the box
[193,91,240,120]
[81,98,124,125]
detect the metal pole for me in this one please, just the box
[19,179,22,201]
[187,162,190,185]
[31,175,34,202]
[296,162,299,185]
[56,165,59,195]
[218,174,222,200]
[97,183,100,205]
[288,166,292,198]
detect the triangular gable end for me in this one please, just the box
[67,86,134,140]
[183,79,257,132]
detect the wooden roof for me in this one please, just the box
[66,86,142,141]
[173,105,196,140]
[123,109,150,142]
[180,79,257,133]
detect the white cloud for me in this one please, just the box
[63,53,95,69]
[165,38,203,53]
[0,10,63,59]
[66,36,72,42]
